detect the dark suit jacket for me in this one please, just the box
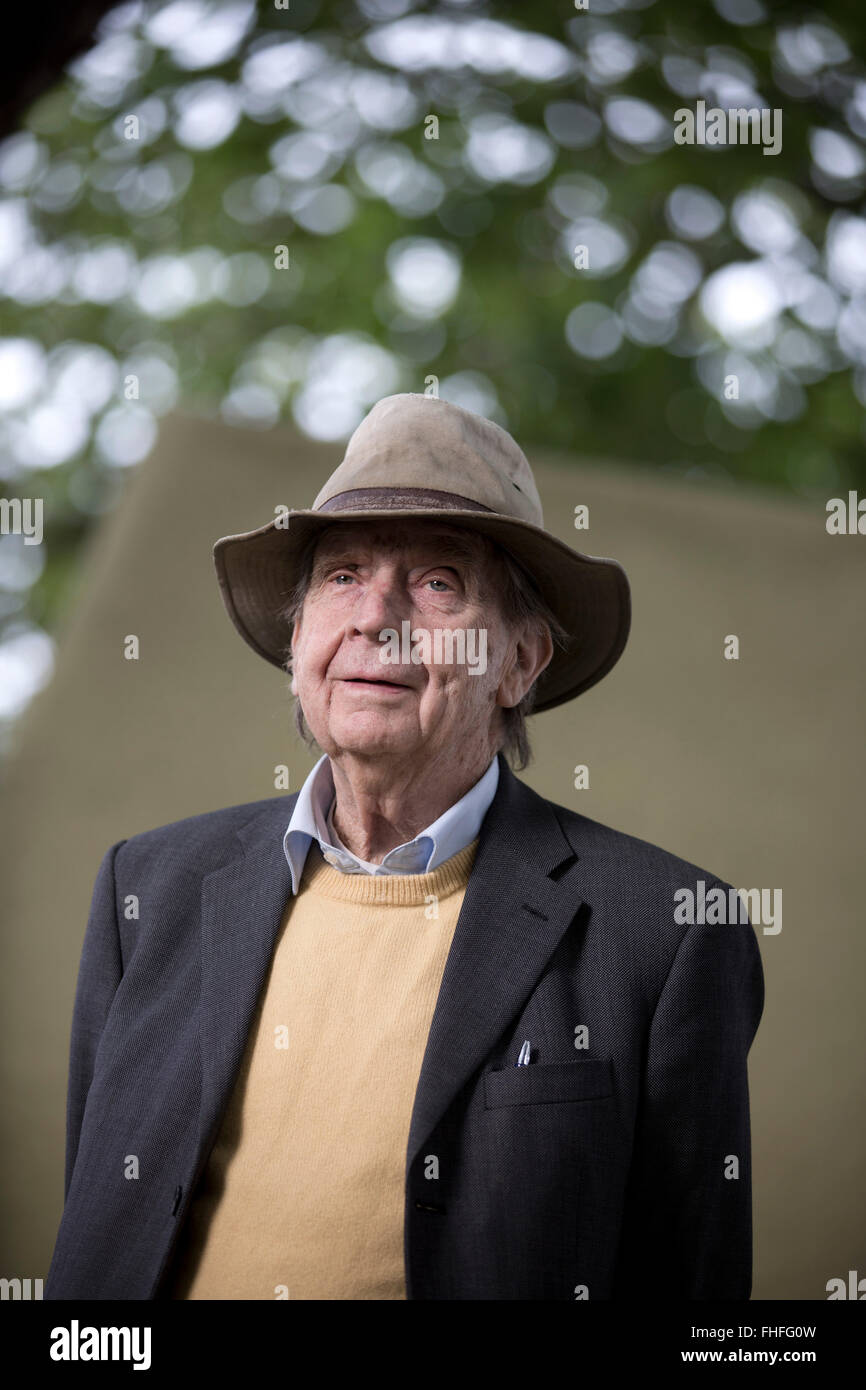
[45,752,763,1300]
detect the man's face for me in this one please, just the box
[290,519,537,766]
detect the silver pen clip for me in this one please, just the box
[514,1039,532,1067]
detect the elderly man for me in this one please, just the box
[45,394,763,1301]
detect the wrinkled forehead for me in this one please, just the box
[310,518,493,567]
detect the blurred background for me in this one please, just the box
[2,0,866,745]
[0,0,864,1300]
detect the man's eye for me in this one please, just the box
[331,572,355,584]
[427,578,451,591]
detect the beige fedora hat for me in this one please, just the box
[213,393,630,713]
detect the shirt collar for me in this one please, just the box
[283,753,499,894]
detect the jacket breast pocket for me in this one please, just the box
[483,1057,614,1109]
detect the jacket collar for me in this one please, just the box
[404,753,583,1169]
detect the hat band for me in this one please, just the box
[317,487,495,514]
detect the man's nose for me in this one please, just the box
[350,572,407,636]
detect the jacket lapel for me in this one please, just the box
[406,754,584,1170]
[198,796,297,1158]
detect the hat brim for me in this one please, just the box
[213,508,630,714]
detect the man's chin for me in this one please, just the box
[317,714,422,759]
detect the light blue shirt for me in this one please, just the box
[283,753,499,895]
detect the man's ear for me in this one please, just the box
[289,618,301,695]
[496,621,554,709]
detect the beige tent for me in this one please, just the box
[1,410,863,1298]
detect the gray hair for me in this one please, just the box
[277,524,569,771]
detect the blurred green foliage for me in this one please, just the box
[1,0,866,727]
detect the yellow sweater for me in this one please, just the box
[164,837,477,1300]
